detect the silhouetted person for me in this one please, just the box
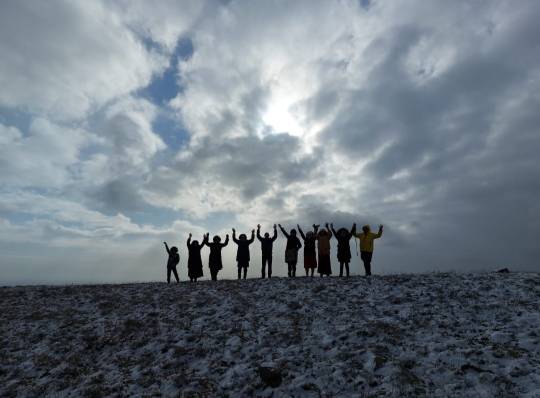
[204,233,229,281]
[331,223,356,277]
[316,223,333,277]
[233,228,255,279]
[278,224,302,277]
[298,224,318,276]
[187,233,208,282]
[163,242,180,283]
[257,224,278,278]
[353,224,383,276]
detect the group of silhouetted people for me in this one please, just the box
[163,223,383,283]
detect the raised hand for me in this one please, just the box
[232,228,236,233]
[278,224,282,228]
[189,233,192,238]
[257,224,261,229]
[226,234,229,238]
[251,229,255,234]
[379,224,384,230]
[273,224,277,229]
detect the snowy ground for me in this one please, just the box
[1,272,539,397]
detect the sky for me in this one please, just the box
[1,0,539,285]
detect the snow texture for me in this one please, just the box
[1,272,540,397]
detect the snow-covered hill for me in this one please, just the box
[1,272,539,397]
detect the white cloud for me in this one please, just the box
[110,0,204,52]
[0,0,169,120]
[0,118,94,188]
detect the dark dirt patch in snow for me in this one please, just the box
[1,273,540,396]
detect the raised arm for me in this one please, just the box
[187,233,192,247]
[375,225,383,238]
[313,224,319,235]
[222,234,229,247]
[202,233,209,246]
[350,223,357,237]
[256,224,262,241]
[325,223,333,238]
[297,224,306,240]
[278,224,289,239]
[248,229,255,244]
[330,223,338,237]
[164,241,170,254]
[271,224,278,241]
[232,228,239,244]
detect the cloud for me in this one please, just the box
[2,0,540,284]
[144,132,322,219]
[0,118,94,188]
[0,0,169,120]
[110,0,205,52]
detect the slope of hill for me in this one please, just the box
[1,272,539,397]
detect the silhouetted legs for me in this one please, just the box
[238,267,248,279]
[262,255,272,278]
[360,251,372,276]
[287,263,297,277]
[339,263,350,277]
[167,266,179,283]
[210,270,218,281]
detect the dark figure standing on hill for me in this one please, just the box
[317,223,333,277]
[331,223,356,277]
[298,224,318,277]
[204,233,229,281]
[279,224,302,277]
[353,224,383,276]
[257,224,278,278]
[187,233,207,282]
[233,228,255,279]
[163,242,180,283]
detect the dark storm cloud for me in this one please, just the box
[310,6,540,270]
[169,133,322,200]
[89,179,147,213]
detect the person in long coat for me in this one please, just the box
[297,224,318,277]
[232,228,255,279]
[331,223,356,277]
[204,233,229,281]
[163,241,180,283]
[187,233,208,282]
[316,223,333,276]
[278,224,302,277]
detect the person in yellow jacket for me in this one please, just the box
[353,224,383,276]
